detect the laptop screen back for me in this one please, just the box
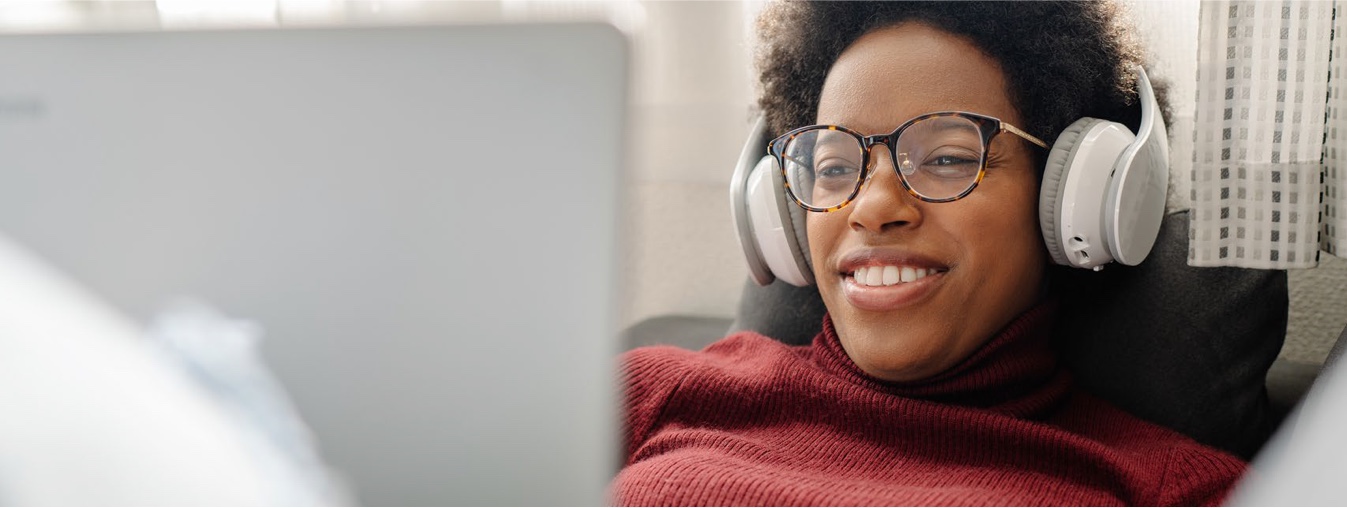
[0,23,626,505]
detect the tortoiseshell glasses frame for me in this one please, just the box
[768,111,1049,212]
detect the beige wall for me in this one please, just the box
[618,1,756,327]
[1285,254,1347,364]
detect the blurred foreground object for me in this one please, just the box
[0,233,343,505]
[0,23,626,504]
[1231,326,1347,505]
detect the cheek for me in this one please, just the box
[955,175,1047,290]
[983,194,1039,246]
[805,211,840,273]
[1006,178,1045,251]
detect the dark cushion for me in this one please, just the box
[730,211,1287,459]
[729,277,829,347]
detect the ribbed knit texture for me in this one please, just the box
[612,302,1246,506]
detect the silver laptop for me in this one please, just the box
[0,23,625,505]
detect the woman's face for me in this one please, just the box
[808,22,1048,382]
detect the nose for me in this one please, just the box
[847,144,923,233]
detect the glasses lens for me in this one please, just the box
[781,128,863,210]
[894,115,986,200]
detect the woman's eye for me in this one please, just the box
[816,164,859,179]
[927,155,976,166]
[920,153,980,179]
[812,162,860,192]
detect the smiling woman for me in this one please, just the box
[806,24,1049,382]
[612,2,1247,506]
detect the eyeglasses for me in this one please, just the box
[768,111,1048,212]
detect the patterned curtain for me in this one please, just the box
[1328,5,1347,259]
[1190,0,1344,268]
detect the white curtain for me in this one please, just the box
[1190,0,1344,268]
[1327,4,1347,259]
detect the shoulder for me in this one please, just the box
[1056,390,1219,449]
[621,332,803,402]
[621,332,801,387]
[619,332,804,457]
[1055,391,1246,505]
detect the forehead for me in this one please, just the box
[816,22,1021,135]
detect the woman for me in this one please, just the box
[613,2,1245,505]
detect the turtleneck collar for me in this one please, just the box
[811,300,1071,419]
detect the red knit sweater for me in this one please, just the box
[612,303,1246,506]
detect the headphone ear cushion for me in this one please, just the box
[731,115,814,287]
[1040,117,1107,266]
[770,160,814,284]
[786,197,812,272]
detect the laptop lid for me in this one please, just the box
[0,23,626,505]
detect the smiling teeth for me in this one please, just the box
[853,266,934,287]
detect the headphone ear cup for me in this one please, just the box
[1040,117,1139,269]
[730,115,813,286]
[1043,66,1171,270]
[731,153,776,285]
[1039,117,1103,266]
[748,155,813,286]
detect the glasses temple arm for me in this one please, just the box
[1003,123,1049,149]
[780,154,809,168]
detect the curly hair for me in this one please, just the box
[755,1,1164,165]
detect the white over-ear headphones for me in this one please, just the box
[730,66,1169,286]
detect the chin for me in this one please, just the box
[841,325,962,382]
